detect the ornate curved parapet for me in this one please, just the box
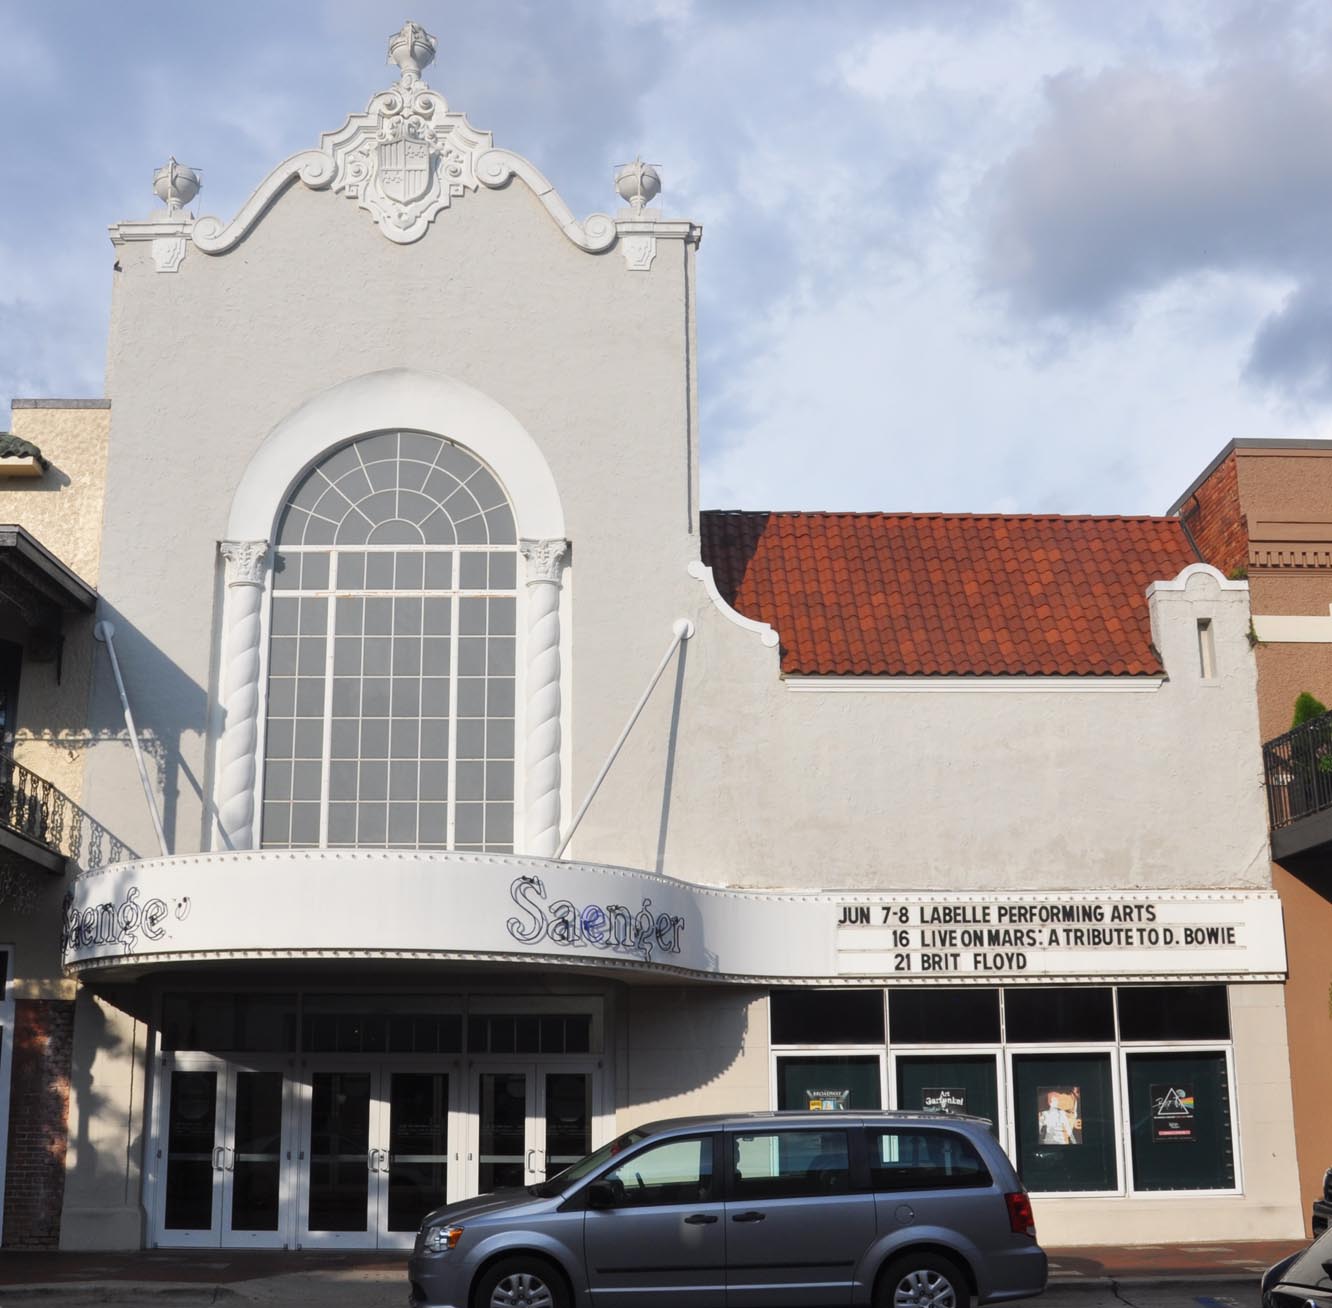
[476,150,616,253]
[192,151,335,253]
[183,22,618,256]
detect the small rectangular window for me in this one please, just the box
[1197,618,1216,679]
[869,1129,991,1192]
[1004,987,1114,1042]
[770,988,884,1045]
[1117,985,1229,1041]
[732,1129,852,1200]
[889,989,1000,1044]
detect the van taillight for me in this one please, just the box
[1005,1192,1036,1239]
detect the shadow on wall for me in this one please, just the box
[622,987,758,1120]
[60,985,147,1246]
[82,603,213,857]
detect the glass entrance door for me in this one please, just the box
[468,1063,596,1196]
[154,1059,293,1249]
[297,1062,459,1249]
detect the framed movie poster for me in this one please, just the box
[1036,1086,1082,1145]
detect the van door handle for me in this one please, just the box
[731,1211,765,1223]
[683,1213,718,1224]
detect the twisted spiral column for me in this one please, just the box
[519,538,568,858]
[217,540,269,850]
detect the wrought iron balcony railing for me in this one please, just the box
[0,752,134,871]
[1263,710,1332,830]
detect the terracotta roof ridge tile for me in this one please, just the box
[701,509,1182,523]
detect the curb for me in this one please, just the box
[1049,1274,1260,1290]
[0,1286,241,1304]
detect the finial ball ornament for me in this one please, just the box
[153,157,201,213]
[388,20,438,80]
[614,158,662,212]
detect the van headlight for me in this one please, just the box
[423,1225,463,1253]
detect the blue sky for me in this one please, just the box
[4,0,1332,514]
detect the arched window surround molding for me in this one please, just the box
[216,368,568,857]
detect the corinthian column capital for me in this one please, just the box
[519,538,568,586]
[220,539,269,587]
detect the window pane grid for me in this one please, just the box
[262,433,517,853]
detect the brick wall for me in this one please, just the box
[3,998,74,1248]
[1179,450,1248,576]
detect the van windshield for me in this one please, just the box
[530,1128,652,1197]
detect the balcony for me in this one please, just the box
[0,753,133,876]
[1263,710,1332,866]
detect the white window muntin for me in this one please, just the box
[263,543,517,852]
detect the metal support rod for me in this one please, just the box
[556,618,694,859]
[94,620,169,857]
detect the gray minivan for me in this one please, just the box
[408,1110,1047,1308]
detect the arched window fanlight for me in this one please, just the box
[261,430,517,853]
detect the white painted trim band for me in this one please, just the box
[1251,612,1332,643]
[785,676,1165,693]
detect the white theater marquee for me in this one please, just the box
[62,851,1287,985]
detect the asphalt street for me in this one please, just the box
[0,1277,1261,1308]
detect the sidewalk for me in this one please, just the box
[0,1240,1308,1303]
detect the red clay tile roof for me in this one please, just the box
[698,511,1199,677]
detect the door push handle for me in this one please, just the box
[368,1148,383,1173]
[224,1147,235,1172]
[526,1148,537,1174]
[212,1146,225,1171]
[683,1213,719,1225]
[731,1211,766,1223]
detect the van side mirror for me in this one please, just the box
[587,1180,614,1208]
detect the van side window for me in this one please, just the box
[869,1129,991,1192]
[601,1136,713,1207]
[732,1129,852,1199]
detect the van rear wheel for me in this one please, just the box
[879,1252,971,1308]
[474,1255,568,1308]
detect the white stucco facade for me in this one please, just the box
[5,23,1301,1255]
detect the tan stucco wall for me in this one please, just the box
[617,987,768,1129]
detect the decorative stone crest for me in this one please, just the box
[520,538,569,585]
[320,21,493,245]
[175,21,698,262]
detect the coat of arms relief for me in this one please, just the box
[324,23,492,244]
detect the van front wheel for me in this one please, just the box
[878,1252,971,1308]
[474,1256,569,1308]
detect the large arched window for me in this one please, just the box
[260,430,517,852]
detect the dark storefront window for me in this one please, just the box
[895,1054,999,1134]
[770,989,884,1045]
[1012,1052,1117,1192]
[1117,986,1229,1042]
[888,988,1001,1044]
[1127,1051,1235,1191]
[776,1054,882,1111]
[1004,987,1114,1043]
